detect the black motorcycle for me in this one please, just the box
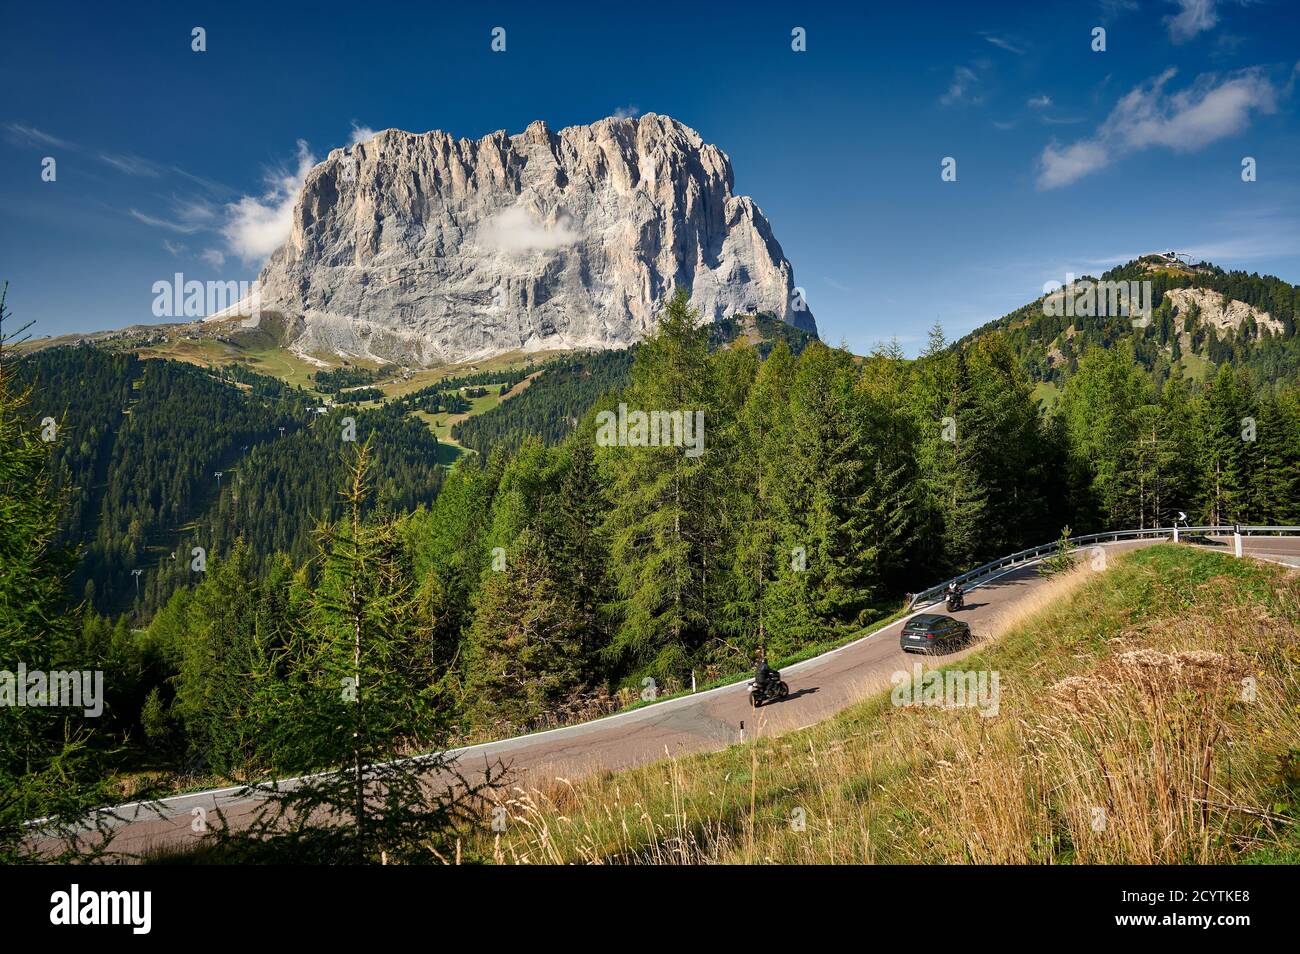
[749,671,789,707]
[946,589,965,612]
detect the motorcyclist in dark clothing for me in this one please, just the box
[947,581,963,602]
[754,649,773,690]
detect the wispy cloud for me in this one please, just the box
[1037,66,1281,189]
[349,120,376,146]
[979,32,1026,55]
[4,123,75,149]
[1082,206,1300,270]
[940,66,981,106]
[1166,0,1219,44]
[116,126,366,266]
[1193,206,1300,262]
[220,140,317,265]
[1027,95,1052,109]
[8,125,229,196]
[99,152,163,177]
[612,105,641,120]
[162,239,188,256]
[128,195,218,234]
[477,205,579,254]
[130,208,204,233]
[1099,0,1140,17]
[171,166,232,195]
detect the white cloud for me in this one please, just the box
[478,206,579,254]
[7,125,229,200]
[4,123,75,149]
[1100,0,1140,15]
[979,32,1026,55]
[220,140,317,265]
[162,239,188,256]
[1028,95,1052,108]
[1037,67,1280,189]
[172,195,217,225]
[200,248,226,268]
[130,208,204,233]
[129,195,218,234]
[940,66,980,106]
[1166,0,1218,44]
[1086,209,1300,268]
[171,166,231,194]
[349,121,377,146]
[1037,140,1112,190]
[99,152,162,177]
[612,105,641,120]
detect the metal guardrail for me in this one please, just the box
[906,525,1300,610]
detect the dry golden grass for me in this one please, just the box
[461,547,1300,865]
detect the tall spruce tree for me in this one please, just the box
[1197,366,1249,525]
[1057,345,1149,530]
[857,344,922,593]
[174,538,280,777]
[1250,389,1300,523]
[603,288,721,680]
[765,342,874,652]
[463,527,587,729]
[934,348,991,569]
[231,442,491,863]
[0,285,113,862]
[549,436,611,679]
[719,341,795,656]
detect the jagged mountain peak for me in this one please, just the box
[253,114,815,366]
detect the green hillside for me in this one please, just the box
[961,254,1300,397]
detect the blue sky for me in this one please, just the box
[4,0,1299,354]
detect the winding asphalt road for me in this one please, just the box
[47,534,1300,860]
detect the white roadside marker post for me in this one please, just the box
[1235,526,1243,559]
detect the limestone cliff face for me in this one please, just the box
[255,114,816,365]
[1163,286,1283,337]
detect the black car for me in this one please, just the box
[900,613,972,654]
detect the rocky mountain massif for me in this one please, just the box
[249,114,815,365]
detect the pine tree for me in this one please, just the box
[603,288,720,680]
[719,341,794,656]
[1157,370,1200,523]
[403,453,498,665]
[231,442,492,863]
[0,284,113,862]
[1196,366,1248,525]
[935,349,990,569]
[464,528,587,729]
[857,346,922,592]
[1056,345,1150,529]
[765,342,874,652]
[549,437,611,679]
[1130,404,1180,529]
[1246,390,1299,523]
[174,538,276,777]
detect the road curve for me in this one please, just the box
[53,535,1300,860]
